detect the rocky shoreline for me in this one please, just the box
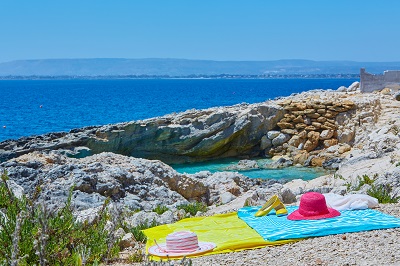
[1,82,400,265]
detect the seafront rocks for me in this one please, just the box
[0,151,260,212]
[0,150,299,228]
[0,103,284,164]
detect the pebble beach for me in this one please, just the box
[123,203,400,266]
[189,203,400,266]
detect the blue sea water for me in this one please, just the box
[0,78,356,141]
[0,78,355,179]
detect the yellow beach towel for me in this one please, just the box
[143,212,297,260]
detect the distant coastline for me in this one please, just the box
[1,58,399,77]
[0,73,359,80]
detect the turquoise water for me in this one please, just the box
[172,158,330,180]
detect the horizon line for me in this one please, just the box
[2,58,400,64]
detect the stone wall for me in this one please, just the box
[261,97,356,165]
[360,68,400,92]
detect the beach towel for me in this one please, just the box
[238,206,400,241]
[324,193,378,211]
[143,212,297,260]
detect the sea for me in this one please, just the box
[0,78,357,180]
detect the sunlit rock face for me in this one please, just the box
[0,102,284,164]
[85,103,284,163]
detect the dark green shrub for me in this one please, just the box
[358,174,375,186]
[152,205,169,215]
[177,202,207,216]
[0,170,121,265]
[367,184,400,204]
[346,174,377,192]
[0,170,38,265]
[128,220,158,243]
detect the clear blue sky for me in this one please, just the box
[1,0,399,63]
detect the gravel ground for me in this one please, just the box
[189,203,400,266]
[121,203,400,266]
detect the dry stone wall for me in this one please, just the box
[263,98,355,155]
[259,86,384,167]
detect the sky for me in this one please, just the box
[0,0,399,63]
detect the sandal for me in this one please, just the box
[274,200,288,217]
[254,195,288,217]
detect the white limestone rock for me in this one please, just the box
[220,191,236,204]
[260,135,272,150]
[272,133,290,146]
[320,129,334,140]
[224,159,259,171]
[347,81,360,92]
[282,179,308,195]
[267,130,281,140]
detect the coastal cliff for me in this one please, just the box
[0,103,284,164]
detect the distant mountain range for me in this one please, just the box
[0,58,400,77]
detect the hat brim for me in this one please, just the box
[148,242,216,257]
[287,208,341,220]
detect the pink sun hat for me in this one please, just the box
[287,192,341,220]
[148,231,216,257]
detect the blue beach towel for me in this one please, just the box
[238,206,400,241]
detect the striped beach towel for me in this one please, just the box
[238,206,400,241]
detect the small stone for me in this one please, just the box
[293,115,304,123]
[119,233,135,249]
[281,129,298,135]
[320,129,334,140]
[277,122,294,129]
[381,88,391,95]
[395,92,400,101]
[267,130,281,140]
[342,235,347,240]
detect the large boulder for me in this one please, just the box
[1,152,219,211]
[0,103,285,164]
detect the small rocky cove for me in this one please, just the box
[1,82,400,264]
